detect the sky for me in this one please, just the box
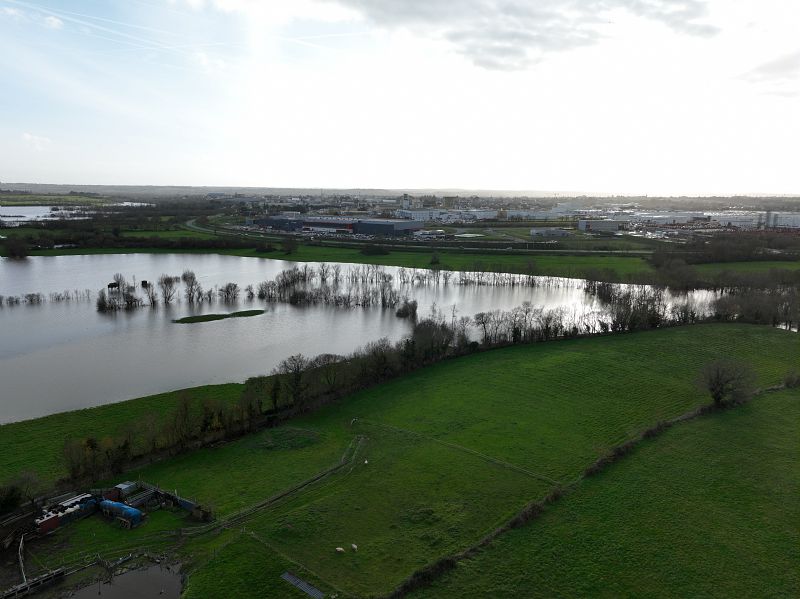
[0,0,798,195]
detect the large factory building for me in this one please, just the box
[256,216,422,237]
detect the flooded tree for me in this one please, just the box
[182,270,201,303]
[219,282,240,302]
[158,274,178,304]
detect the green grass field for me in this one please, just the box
[414,389,800,598]
[173,309,264,324]
[0,384,243,483]
[120,228,220,240]
[22,244,656,279]
[5,324,797,597]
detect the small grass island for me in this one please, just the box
[173,309,265,324]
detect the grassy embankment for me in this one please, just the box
[6,222,800,281]
[3,324,798,597]
[6,227,799,281]
[414,389,800,598]
[18,242,655,279]
[173,309,264,324]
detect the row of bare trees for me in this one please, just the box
[54,282,788,488]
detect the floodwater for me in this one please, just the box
[0,204,85,225]
[69,563,181,598]
[0,254,706,424]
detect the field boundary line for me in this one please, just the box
[383,384,790,598]
[358,419,560,486]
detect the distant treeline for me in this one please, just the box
[651,233,800,266]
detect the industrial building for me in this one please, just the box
[578,219,628,233]
[256,216,422,236]
[396,208,498,222]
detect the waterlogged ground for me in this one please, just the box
[0,253,708,422]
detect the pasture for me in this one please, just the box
[5,324,798,597]
[415,389,800,598]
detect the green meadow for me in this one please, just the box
[415,389,800,598]
[6,323,798,597]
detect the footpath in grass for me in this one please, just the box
[243,425,549,596]
[122,427,349,517]
[414,389,800,598]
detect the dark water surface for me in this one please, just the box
[68,564,181,598]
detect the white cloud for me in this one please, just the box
[193,50,226,72]
[1,7,24,19]
[741,49,800,98]
[43,15,63,30]
[21,133,52,152]
[744,50,800,82]
[330,0,718,70]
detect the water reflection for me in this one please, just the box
[0,254,708,423]
[68,563,181,598]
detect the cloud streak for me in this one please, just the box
[744,50,800,83]
[43,14,62,29]
[332,0,717,69]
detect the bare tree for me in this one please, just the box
[112,273,126,295]
[158,274,178,305]
[13,471,42,509]
[144,283,159,306]
[699,359,756,407]
[219,282,240,302]
[182,270,201,303]
[275,354,310,408]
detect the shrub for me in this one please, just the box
[0,483,22,516]
[395,299,418,319]
[784,370,800,389]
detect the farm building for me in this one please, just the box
[35,494,97,534]
[99,500,143,528]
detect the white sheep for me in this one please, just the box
[335,547,345,553]
[351,544,358,552]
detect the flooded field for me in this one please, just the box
[0,253,709,423]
